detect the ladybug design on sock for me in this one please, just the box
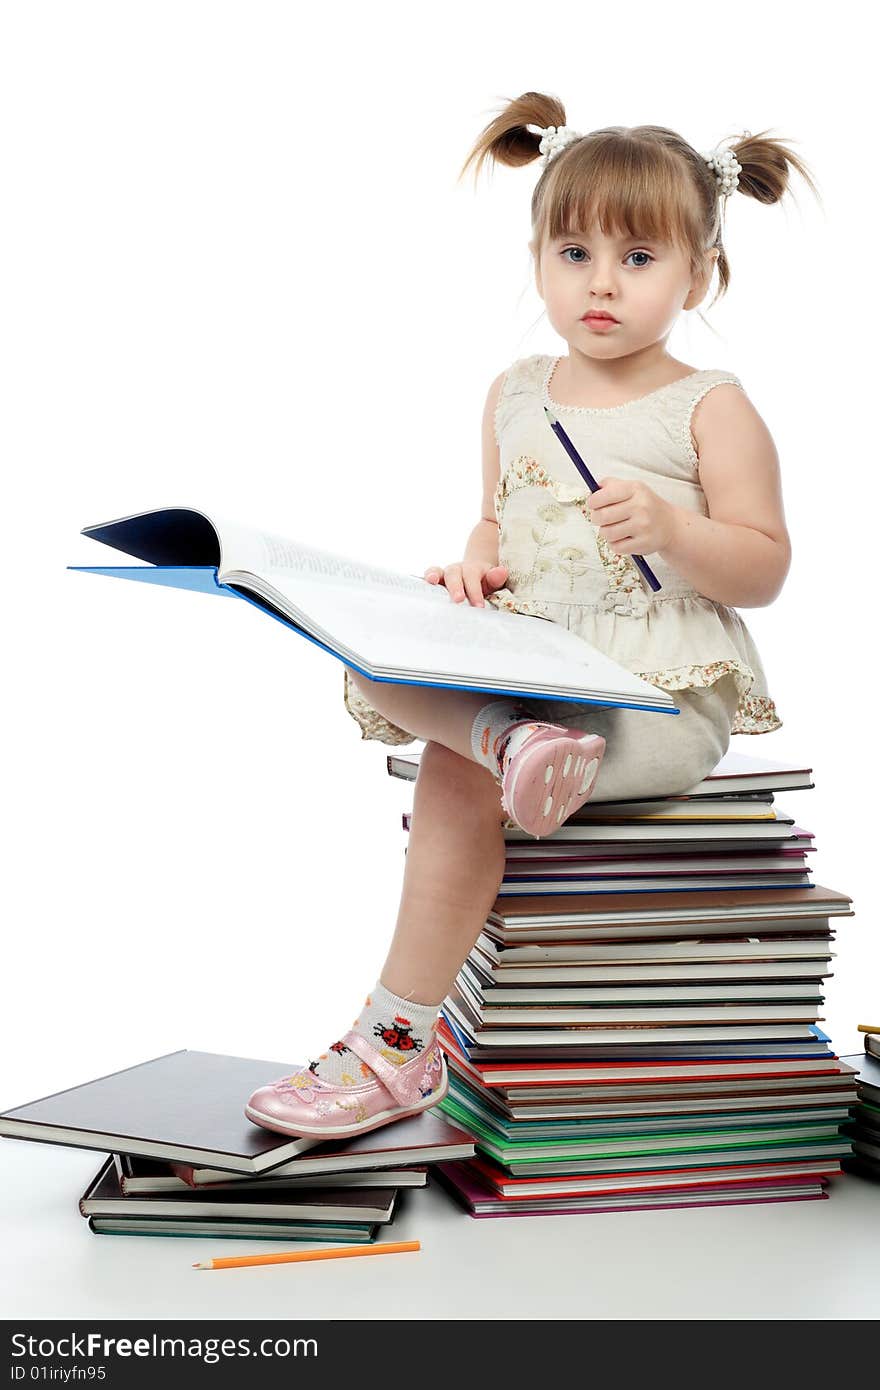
[373,1014,424,1054]
[308,1039,350,1074]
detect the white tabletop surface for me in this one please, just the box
[1,1138,878,1321]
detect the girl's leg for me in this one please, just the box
[245,742,507,1135]
[345,668,606,836]
[378,739,508,1006]
[304,741,506,1077]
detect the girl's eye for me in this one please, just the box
[562,248,654,267]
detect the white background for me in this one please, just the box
[1,0,877,1315]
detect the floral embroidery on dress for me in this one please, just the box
[557,545,591,591]
[594,530,640,589]
[495,455,653,616]
[484,589,550,619]
[493,455,558,520]
[731,692,781,734]
[526,500,567,587]
[601,584,653,617]
[594,530,653,616]
[637,658,782,734]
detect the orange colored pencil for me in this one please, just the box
[193,1240,420,1271]
[857,1023,880,1034]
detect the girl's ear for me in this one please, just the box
[684,248,719,310]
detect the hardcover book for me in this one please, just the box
[0,1049,474,1176]
[72,507,677,712]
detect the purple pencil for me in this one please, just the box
[543,404,662,593]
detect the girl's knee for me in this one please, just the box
[666,685,735,792]
[417,741,506,819]
[419,739,486,785]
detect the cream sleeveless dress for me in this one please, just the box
[342,353,781,796]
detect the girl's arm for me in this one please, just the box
[424,370,509,605]
[591,386,791,608]
[463,370,507,565]
[662,385,791,607]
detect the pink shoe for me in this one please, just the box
[244,1029,448,1141]
[500,722,606,838]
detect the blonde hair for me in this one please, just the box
[459,91,820,311]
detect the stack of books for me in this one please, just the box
[0,1049,475,1241]
[387,748,858,1218]
[841,1031,880,1182]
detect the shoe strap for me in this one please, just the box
[341,1030,416,1105]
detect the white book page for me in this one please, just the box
[248,568,670,705]
[214,520,432,598]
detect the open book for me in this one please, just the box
[72,507,678,714]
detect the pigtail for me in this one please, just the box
[707,130,821,307]
[727,129,821,207]
[457,91,566,184]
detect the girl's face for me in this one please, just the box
[534,224,718,359]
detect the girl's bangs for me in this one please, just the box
[542,143,696,249]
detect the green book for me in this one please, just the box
[438,1094,846,1164]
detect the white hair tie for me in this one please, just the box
[702,134,750,197]
[537,124,583,168]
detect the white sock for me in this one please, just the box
[309,980,441,1086]
[470,699,544,784]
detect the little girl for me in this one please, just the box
[245,93,817,1142]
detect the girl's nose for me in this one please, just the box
[587,262,618,294]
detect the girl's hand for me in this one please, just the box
[423,561,509,607]
[589,477,677,555]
